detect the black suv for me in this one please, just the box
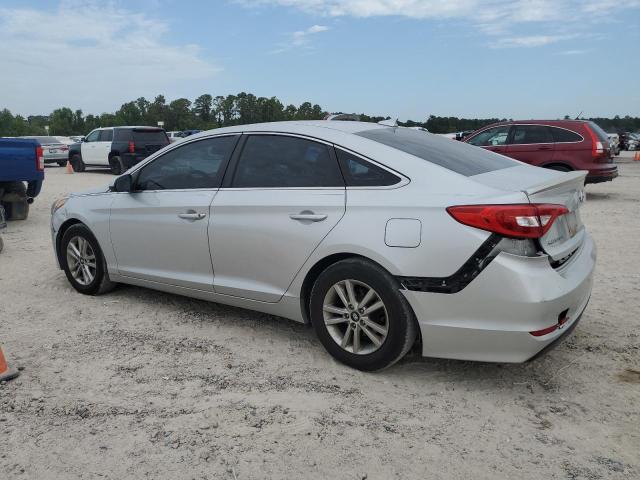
[68,127,170,174]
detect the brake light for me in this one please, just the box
[36,145,44,171]
[447,204,569,239]
[128,141,135,153]
[585,124,605,159]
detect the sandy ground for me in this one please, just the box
[1,154,638,480]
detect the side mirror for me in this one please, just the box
[113,174,133,193]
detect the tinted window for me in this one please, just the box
[114,129,132,141]
[85,130,100,142]
[98,129,113,142]
[336,149,400,186]
[511,125,553,144]
[133,129,169,144]
[233,135,343,188]
[467,126,510,146]
[550,127,582,143]
[356,128,515,177]
[136,136,237,191]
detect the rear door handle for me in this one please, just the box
[178,211,206,221]
[538,146,553,150]
[289,213,328,222]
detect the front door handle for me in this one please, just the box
[289,213,328,222]
[178,211,206,221]
[537,146,553,150]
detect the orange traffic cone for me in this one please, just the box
[0,346,19,382]
[66,160,74,174]
[634,151,640,161]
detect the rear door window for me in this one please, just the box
[335,149,401,186]
[136,135,238,190]
[511,125,554,144]
[232,135,344,188]
[549,127,583,143]
[114,129,132,141]
[356,127,516,177]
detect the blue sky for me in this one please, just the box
[1,0,639,120]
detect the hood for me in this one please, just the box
[70,184,111,196]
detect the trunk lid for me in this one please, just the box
[524,170,587,261]
[472,165,587,261]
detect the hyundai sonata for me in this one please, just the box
[51,121,595,370]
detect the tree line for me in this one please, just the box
[1,92,639,137]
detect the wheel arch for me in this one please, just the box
[298,252,400,324]
[541,161,574,171]
[55,218,84,268]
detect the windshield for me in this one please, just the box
[356,127,517,176]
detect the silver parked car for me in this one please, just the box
[50,121,595,370]
[21,136,69,166]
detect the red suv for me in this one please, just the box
[464,120,618,184]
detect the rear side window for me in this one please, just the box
[98,129,113,142]
[511,125,553,144]
[136,135,238,190]
[114,129,132,141]
[133,129,169,144]
[549,127,582,143]
[336,149,400,186]
[233,135,344,188]
[356,128,515,177]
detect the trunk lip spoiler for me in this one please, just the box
[522,170,587,196]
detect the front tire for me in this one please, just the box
[57,160,67,167]
[309,258,417,371]
[60,224,116,295]
[546,164,571,173]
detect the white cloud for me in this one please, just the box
[0,0,220,116]
[239,0,640,48]
[491,34,577,48]
[272,24,330,53]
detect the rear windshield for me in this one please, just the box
[132,130,169,144]
[356,128,516,176]
[587,122,610,143]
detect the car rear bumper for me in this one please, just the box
[586,165,618,184]
[402,233,596,362]
[44,153,69,163]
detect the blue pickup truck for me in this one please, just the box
[0,138,45,225]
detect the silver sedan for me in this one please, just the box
[50,121,595,370]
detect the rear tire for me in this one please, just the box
[60,224,116,295]
[1,182,29,221]
[309,258,417,371]
[70,154,85,172]
[110,156,125,175]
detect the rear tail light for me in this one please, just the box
[60,145,69,151]
[128,141,135,153]
[447,204,569,239]
[585,124,607,161]
[36,145,44,171]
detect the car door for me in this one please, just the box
[466,125,511,155]
[94,129,114,165]
[505,124,556,166]
[109,135,239,290]
[210,134,346,303]
[81,129,101,163]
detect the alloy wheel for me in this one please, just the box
[66,236,97,286]
[322,279,389,355]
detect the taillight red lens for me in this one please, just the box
[36,145,44,171]
[585,124,605,159]
[447,204,569,239]
[128,141,135,153]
